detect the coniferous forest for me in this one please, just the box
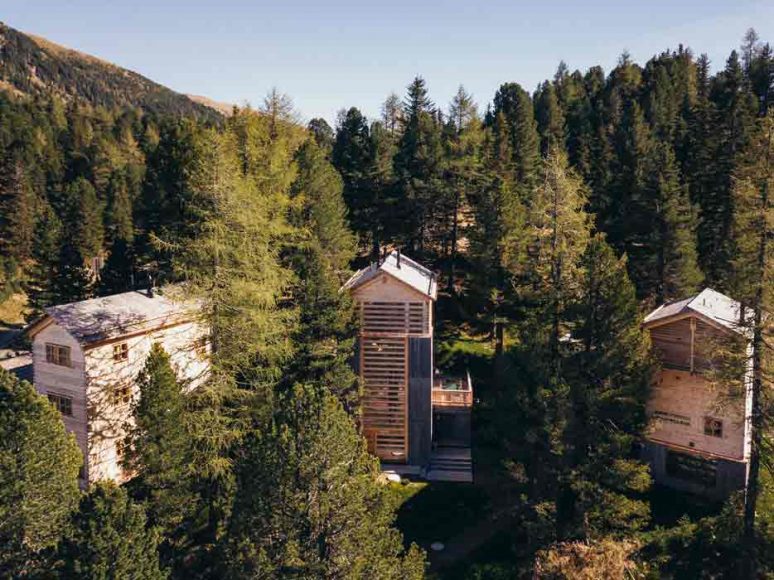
[0,22,772,579]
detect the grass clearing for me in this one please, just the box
[387,481,491,548]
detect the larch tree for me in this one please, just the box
[0,369,82,576]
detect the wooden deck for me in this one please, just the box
[432,372,473,409]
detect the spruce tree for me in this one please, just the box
[332,107,373,252]
[64,177,104,263]
[490,82,540,189]
[123,344,194,542]
[0,151,36,266]
[701,50,758,287]
[287,140,358,409]
[221,384,425,579]
[558,236,653,539]
[0,369,82,575]
[535,81,566,156]
[394,76,445,260]
[645,142,702,303]
[105,170,134,245]
[57,483,166,580]
[27,199,62,314]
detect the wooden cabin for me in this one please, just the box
[344,251,438,469]
[642,288,751,498]
[27,288,209,486]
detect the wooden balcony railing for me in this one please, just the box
[432,372,473,408]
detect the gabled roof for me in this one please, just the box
[343,251,437,300]
[28,288,200,346]
[643,288,746,335]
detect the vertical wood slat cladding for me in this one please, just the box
[361,336,408,461]
[650,319,692,370]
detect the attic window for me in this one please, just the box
[113,342,129,362]
[703,417,723,438]
[45,343,71,367]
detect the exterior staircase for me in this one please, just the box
[426,446,473,483]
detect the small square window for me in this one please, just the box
[45,343,72,367]
[47,393,73,416]
[111,384,132,406]
[704,417,723,438]
[115,439,125,458]
[113,343,129,362]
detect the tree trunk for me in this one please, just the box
[742,124,770,580]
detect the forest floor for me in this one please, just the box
[0,292,27,351]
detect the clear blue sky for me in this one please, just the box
[4,1,773,124]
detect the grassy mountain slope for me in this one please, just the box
[0,22,223,121]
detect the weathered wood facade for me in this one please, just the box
[345,252,437,467]
[28,289,209,485]
[642,288,751,498]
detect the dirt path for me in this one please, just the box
[428,503,514,570]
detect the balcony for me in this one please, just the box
[432,371,473,409]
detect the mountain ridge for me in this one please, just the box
[0,22,224,121]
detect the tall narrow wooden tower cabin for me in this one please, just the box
[343,251,437,468]
[642,288,752,498]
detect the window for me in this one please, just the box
[653,410,691,426]
[665,450,717,487]
[111,384,132,406]
[45,343,71,367]
[115,439,126,459]
[113,342,129,362]
[704,417,723,438]
[47,393,73,416]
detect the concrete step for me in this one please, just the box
[426,469,473,483]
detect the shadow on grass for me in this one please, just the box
[387,482,491,549]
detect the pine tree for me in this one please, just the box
[221,384,425,579]
[0,369,82,575]
[57,483,166,580]
[307,118,335,154]
[123,344,194,541]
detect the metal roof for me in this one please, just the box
[643,288,746,334]
[32,288,199,345]
[343,251,437,300]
